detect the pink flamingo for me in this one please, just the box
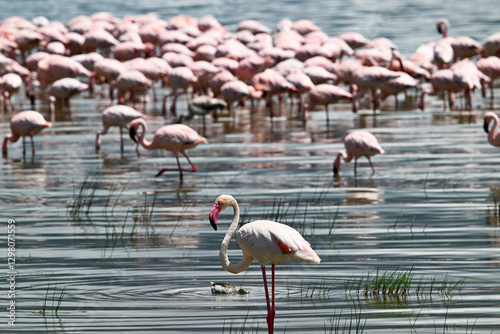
[333,130,385,175]
[251,68,296,118]
[2,110,52,157]
[308,83,352,123]
[379,72,420,110]
[112,41,155,61]
[351,66,400,112]
[484,112,500,147]
[36,54,92,89]
[129,119,207,184]
[436,18,480,61]
[0,73,23,112]
[162,66,197,116]
[96,104,144,154]
[285,69,314,117]
[419,69,457,110]
[209,194,320,334]
[220,80,255,115]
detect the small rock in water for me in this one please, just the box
[210,282,249,295]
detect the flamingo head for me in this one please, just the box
[483,112,498,133]
[128,118,143,143]
[209,194,235,231]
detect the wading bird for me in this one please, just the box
[95,104,144,154]
[129,119,207,184]
[2,110,52,157]
[333,130,385,175]
[209,194,320,334]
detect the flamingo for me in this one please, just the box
[351,66,400,112]
[220,80,254,115]
[115,69,152,105]
[181,95,227,131]
[308,83,352,123]
[36,54,92,89]
[47,77,89,114]
[2,110,52,157]
[95,104,144,154]
[129,119,207,184]
[483,112,500,147]
[208,194,320,334]
[333,130,385,176]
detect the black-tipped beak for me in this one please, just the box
[484,120,490,133]
[209,203,221,231]
[129,127,137,143]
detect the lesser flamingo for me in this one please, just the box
[129,119,207,184]
[333,130,385,176]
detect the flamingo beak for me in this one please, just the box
[483,120,490,133]
[129,127,137,143]
[209,203,222,231]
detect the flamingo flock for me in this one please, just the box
[2,12,500,333]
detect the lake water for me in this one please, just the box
[2,1,500,333]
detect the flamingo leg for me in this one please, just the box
[261,266,274,334]
[368,157,376,173]
[30,136,35,156]
[22,136,26,157]
[155,153,197,181]
[119,126,124,155]
[170,91,179,116]
[354,157,358,175]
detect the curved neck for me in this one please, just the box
[135,120,154,149]
[219,200,254,274]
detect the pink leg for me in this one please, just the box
[368,157,376,173]
[354,158,358,175]
[261,266,274,334]
[271,263,276,331]
[155,152,197,180]
[119,127,124,155]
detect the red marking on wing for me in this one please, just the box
[272,233,293,254]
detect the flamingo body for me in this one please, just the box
[334,130,385,175]
[96,104,144,153]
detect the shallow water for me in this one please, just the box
[2,1,500,333]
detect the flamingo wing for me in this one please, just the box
[236,220,320,266]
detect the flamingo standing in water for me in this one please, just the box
[95,104,144,154]
[209,194,320,334]
[483,112,500,147]
[2,110,52,157]
[129,119,207,184]
[333,130,385,175]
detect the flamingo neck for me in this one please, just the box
[219,199,254,274]
[136,120,154,149]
